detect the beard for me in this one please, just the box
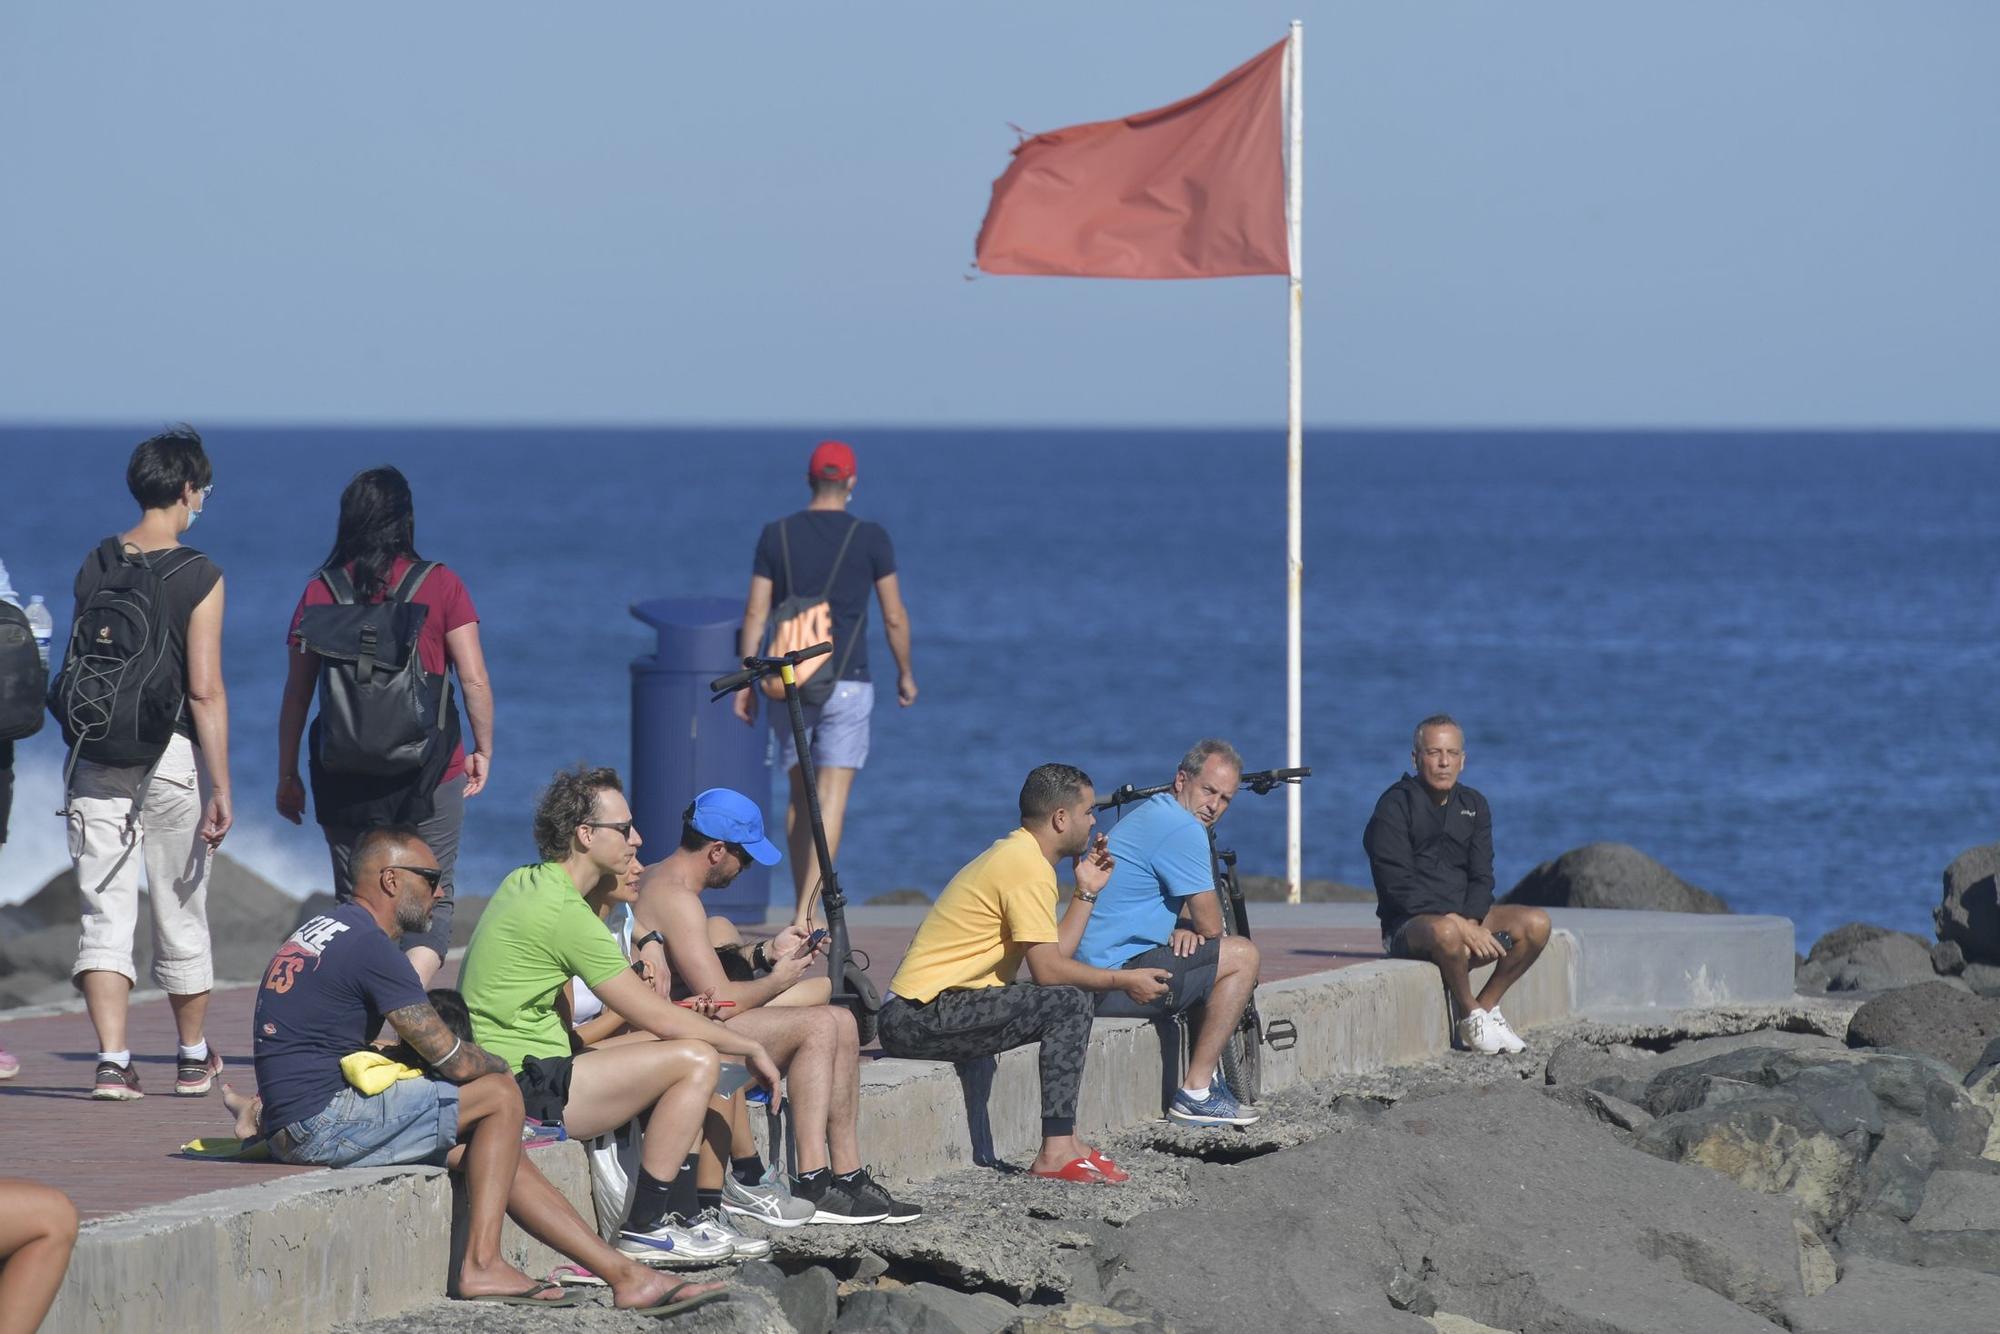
[395,892,434,934]
[704,862,740,890]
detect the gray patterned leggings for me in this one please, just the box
[878,984,1094,1137]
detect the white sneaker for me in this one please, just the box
[1486,1009,1528,1054]
[695,1205,772,1260]
[1457,1008,1506,1055]
[722,1170,816,1228]
[617,1212,738,1268]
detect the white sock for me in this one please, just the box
[99,1049,131,1067]
[179,1040,209,1062]
[1181,1082,1212,1099]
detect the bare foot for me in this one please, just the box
[455,1256,557,1301]
[220,1083,261,1139]
[611,1265,727,1311]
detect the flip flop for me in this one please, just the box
[1084,1149,1130,1183]
[1030,1156,1123,1185]
[550,1263,608,1287]
[630,1280,729,1316]
[453,1281,579,1307]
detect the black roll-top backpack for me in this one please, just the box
[0,600,46,742]
[294,562,451,777]
[49,539,202,769]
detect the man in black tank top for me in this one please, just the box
[65,428,235,1103]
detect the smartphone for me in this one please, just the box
[1492,930,1515,953]
[803,928,830,955]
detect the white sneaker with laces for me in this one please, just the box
[617,1212,737,1268]
[1486,1009,1528,1054]
[694,1206,771,1260]
[1457,1007,1506,1055]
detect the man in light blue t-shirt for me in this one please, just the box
[1069,739,1262,1127]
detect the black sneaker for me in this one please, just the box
[176,1049,224,1096]
[838,1168,922,1225]
[789,1170,888,1225]
[93,1060,144,1101]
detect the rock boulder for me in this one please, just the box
[1794,923,1940,994]
[1845,981,2000,1075]
[1937,842,2000,964]
[1502,842,1730,914]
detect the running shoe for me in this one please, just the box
[721,1170,815,1228]
[1457,1008,1506,1055]
[175,1049,224,1096]
[1168,1080,1259,1127]
[617,1213,737,1268]
[694,1206,771,1260]
[1485,1009,1528,1054]
[0,1046,19,1080]
[93,1060,144,1101]
[834,1168,922,1225]
[789,1170,889,1225]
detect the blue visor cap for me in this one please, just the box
[687,788,782,866]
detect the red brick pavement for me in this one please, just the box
[0,923,1386,1220]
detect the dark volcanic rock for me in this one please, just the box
[1502,842,1729,914]
[1108,1086,1826,1334]
[1845,981,2000,1075]
[777,1265,838,1334]
[1835,1210,2000,1278]
[1795,923,1939,993]
[1932,939,1967,976]
[1937,841,2000,964]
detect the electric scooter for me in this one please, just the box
[711,641,882,1045]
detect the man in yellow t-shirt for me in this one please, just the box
[880,764,1172,1185]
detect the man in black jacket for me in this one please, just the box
[1363,715,1549,1055]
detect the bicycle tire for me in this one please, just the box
[1220,1011,1262,1104]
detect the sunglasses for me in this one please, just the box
[582,819,637,838]
[388,864,443,889]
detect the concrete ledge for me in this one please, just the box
[45,1141,588,1334]
[41,910,1796,1333]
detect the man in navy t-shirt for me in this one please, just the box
[248,826,722,1314]
[1069,740,1263,1129]
[731,439,917,932]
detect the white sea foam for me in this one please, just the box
[0,747,327,904]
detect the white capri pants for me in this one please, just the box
[67,732,215,993]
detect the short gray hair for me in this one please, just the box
[1178,738,1244,779]
[1412,714,1463,751]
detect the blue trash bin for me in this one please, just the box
[629,596,771,924]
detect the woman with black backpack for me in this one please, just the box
[275,466,494,987]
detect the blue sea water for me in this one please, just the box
[1,427,1993,950]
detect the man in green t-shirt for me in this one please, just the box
[461,765,780,1267]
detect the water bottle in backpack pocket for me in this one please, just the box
[295,562,451,777]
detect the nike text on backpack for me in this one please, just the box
[0,601,45,743]
[48,540,204,830]
[294,563,452,778]
[761,519,861,707]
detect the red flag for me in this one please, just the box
[974,38,1291,280]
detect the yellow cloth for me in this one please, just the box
[340,1050,426,1095]
[178,1136,271,1161]
[889,829,1059,1004]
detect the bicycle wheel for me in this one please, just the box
[1220,1006,1263,1103]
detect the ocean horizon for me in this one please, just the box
[2,425,1994,951]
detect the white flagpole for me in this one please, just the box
[1285,19,1305,904]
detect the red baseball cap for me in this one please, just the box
[808,440,856,482]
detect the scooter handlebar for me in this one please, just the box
[708,642,836,697]
[710,665,761,694]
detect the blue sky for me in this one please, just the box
[3,3,1996,427]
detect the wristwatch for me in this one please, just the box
[633,930,666,952]
[751,941,769,971]
[1074,890,1099,904]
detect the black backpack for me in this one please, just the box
[49,539,203,768]
[0,601,46,742]
[295,562,452,778]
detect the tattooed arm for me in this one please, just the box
[384,1002,511,1083]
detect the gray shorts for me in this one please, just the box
[1092,936,1223,1019]
[775,679,874,771]
[326,773,465,960]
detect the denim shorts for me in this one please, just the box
[270,1078,461,1169]
[775,680,874,771]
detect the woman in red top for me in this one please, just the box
[276,467,494,986]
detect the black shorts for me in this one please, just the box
[515,1054,575,1125]
[1383,920,1420,960]
[1093,935,1222,1019]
